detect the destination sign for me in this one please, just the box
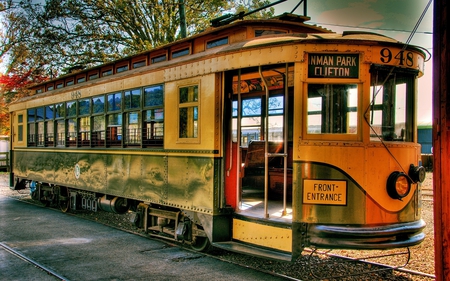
[303,179,347,205]
[308,54,359,78]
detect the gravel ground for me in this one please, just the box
[0,171,435,280]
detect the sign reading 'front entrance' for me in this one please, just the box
[308,54,359,78]
[303,179,347,205]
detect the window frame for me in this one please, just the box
[303,81,361,141]
[142,84,165,147]
[177,83,200,143]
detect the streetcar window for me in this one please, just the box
[241,98,262,145]
[125,111,141,145]
[102,69,113,76]
[179,85,198,139]
[28,122,36,146]
[79,116,90,146]
[18,124,23,142]
[66,118,77,147]
[45,105,54,120]
[89,73,99,80]
[124,88,141,110]
[66,101,77,117]
[107,92,122,112]
[143,85,164,146]
[36,107,44,121]
[133,60,146,68]
[56,120,65,146]
[92,96,105,114]
[45,121,54,147]
[369,68,414,142]
[55,103,65,118]
[78,98,91,116]
[151,54,167,64]
[307,84,358,134]
[144,109,164,143]
[107,113,122,146]
[268,96,284,142]
[27,108,36,122]
[233,96,285,145]
[37,121,44,146]
[17,114,23,142]
[92,116,105,146]
[116,65,129,73]
[172,48,190,58]
[144,85,164,107]
[206,37,228,49]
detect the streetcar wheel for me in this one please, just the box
[58,186,70,213]
[32,183,50,207]
[190,224,211,252]
[40,199,50,207]
[191,236,211,252]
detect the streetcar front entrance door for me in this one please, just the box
[225,64,293,220]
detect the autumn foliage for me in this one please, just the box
[0,70,48,135]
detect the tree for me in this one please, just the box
[0,0,274,134]
[1,0,273,74]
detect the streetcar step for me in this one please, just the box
[212,241,292,262]
[231,216,292,252]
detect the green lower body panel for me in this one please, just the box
[13,150,219,214]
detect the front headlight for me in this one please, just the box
[387,171,411,200]
[409,164,426,183]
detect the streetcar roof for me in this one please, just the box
[25,13,424,96]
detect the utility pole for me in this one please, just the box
[432,0,450,279]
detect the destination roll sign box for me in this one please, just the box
[308,53,359,78]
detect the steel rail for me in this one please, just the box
[7,196,435,280]
[306,248,436,279]
[0,242,70,281]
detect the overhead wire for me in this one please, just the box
[363,0,433,179]
[308,22,432,35]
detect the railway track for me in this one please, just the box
[0,242,69,281]
[422,189,434,201]
[208,247,436,281]
[93,213,436,281]
[0,179,436,281]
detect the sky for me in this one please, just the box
[271,0,434,124]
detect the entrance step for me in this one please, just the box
[213,216,293,261]
[212,241,292,262]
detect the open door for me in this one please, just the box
[224,64,293,220]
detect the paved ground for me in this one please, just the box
[0,194,286,281]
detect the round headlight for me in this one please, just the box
[409,164,426,183]
[387,172,411,200]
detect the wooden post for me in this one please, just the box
[433,0,450,280]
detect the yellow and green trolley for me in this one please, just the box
[9,12,427,261]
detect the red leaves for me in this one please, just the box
[0,70,47,92]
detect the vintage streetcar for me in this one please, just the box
[8,12,426,261]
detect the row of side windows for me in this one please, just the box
[27,84,165,148]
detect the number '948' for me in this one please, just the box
[380,48,414,67]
